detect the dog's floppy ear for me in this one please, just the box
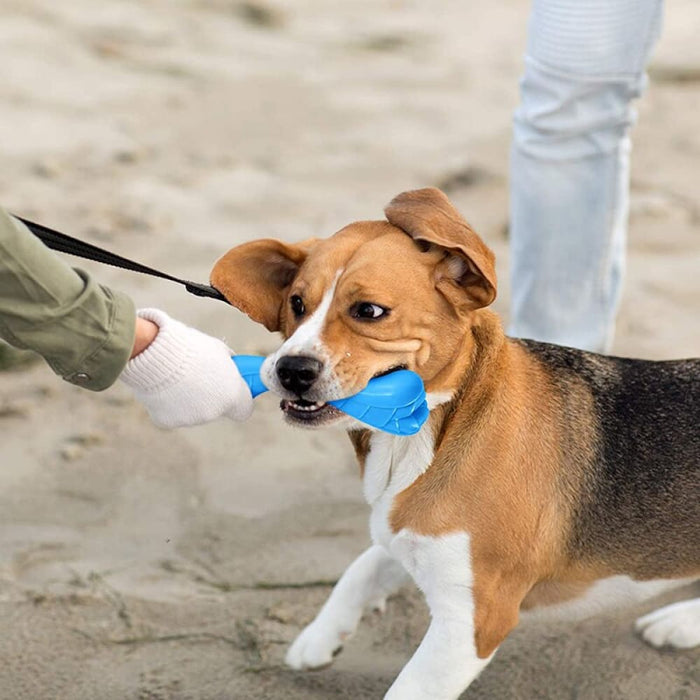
[384,187,496,310]
[211,239,315,332]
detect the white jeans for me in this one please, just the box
[509,0,664,352]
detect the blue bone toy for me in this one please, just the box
[232,355,429,436]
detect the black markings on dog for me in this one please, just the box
[518,339,700,579]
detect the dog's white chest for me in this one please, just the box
[363,426,435,548]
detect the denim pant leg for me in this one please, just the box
[508,0,664,352]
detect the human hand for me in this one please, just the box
[130,317,159,359]
[120,308,253,428]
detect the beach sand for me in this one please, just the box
[0,1,698,698]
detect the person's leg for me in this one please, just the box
[509,0,664,352]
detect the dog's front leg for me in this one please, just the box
[385,530,513,700]
[286,544,410,670]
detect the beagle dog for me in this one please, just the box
[211,188,700,699]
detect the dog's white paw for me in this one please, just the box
[635,598,700,649]
[286,619,350,670]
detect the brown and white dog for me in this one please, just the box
[211,188,700,699]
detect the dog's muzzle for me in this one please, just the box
[276,355,323,397]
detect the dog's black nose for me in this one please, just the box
[276,355,322,396]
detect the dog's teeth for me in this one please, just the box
[289,401,325,412]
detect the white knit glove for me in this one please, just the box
[119,308,254,428]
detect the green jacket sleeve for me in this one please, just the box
[0,209,136,390]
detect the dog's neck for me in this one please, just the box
[350,309,509,500]
[427,309,508,444]
[347,309,509,473]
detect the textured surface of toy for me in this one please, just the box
[232,355,429,436]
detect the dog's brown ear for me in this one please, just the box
[384,187,496,309]
[211,239,315,332]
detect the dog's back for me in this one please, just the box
[519,339,700,580]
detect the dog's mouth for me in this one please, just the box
[279,366,408,428]
[280,398,343,427]
[372,364,407,379]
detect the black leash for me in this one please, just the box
[17,215,230,304]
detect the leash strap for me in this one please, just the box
[16,216,230,303]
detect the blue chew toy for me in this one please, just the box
[232,355,429,436]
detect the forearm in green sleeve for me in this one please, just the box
[0,210,136,390]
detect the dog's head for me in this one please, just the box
[211,188,496,430]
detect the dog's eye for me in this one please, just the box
[290,295,305,318]
[351,302,388,321]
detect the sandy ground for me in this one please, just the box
[0,1,699,698]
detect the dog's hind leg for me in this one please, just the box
[636,597,700,649]
[285,545,410,670]
[521,576,694,623]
